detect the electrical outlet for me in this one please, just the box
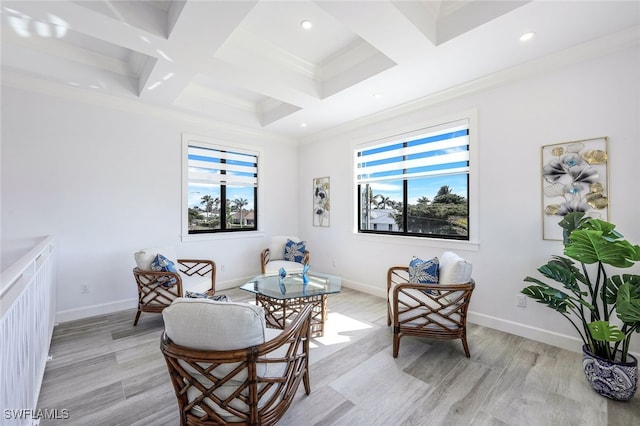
[81,284,89,294]
[516,294,526,308]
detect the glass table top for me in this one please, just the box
[240,271,342,300]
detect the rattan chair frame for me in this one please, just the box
[260,249,310,274]
[133,259,216,325]
[160,303,313,425]
[386,266,475,358]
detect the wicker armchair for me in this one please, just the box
[132,248,216,325]
[260,236,310,274]
[161,298,312,425]
[386,252,475,358]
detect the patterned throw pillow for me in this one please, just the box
[151,254,178,287]
[408,256,439,293]
[284,239,306,263]
[185,291,230,302]
[151,254,177,272]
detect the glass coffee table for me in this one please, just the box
[240,271,341,336]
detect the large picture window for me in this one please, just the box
[355,119,470,240]
[184,135,258,235]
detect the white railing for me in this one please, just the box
[1,236,57,426]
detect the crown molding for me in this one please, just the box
[1,70,297,146]
[300,25,640,145]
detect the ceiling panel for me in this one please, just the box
[1,0,638,139]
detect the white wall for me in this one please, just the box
[1,86,300,321]
[297,45,640,353]
[2,43,639,354]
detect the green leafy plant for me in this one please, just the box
[523,212,640,362]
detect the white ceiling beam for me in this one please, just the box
[137,0,258,103]
[315,0,437,65]
[1,42,137,96]
[436,0,532,45]
[199,58,321,110]
[2,1,169,59]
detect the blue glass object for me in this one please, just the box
[278,267,287,293]
[302,264,310,284]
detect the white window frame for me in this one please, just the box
[181,133,264,242]
[352,109,479,251]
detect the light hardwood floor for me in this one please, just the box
[38,287,640,425]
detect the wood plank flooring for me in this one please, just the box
[37,287,640,425]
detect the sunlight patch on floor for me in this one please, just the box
[310,312,373,348]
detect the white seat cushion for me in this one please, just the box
[389,285,463,330]
[264,259,305,274]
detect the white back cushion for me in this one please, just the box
[268,236,300,261]
[163,298,267,350]
[134,247,177,270]
[439,251,473,284]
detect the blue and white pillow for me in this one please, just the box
[185,291,230,302]
[151,254,178,287]
[151,254,177,273]
[284,239,306,263]
[408,256,439,292]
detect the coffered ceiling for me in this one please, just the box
[2,1,639,138]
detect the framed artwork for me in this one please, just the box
[313,177,330,227]
[541,137,609,240]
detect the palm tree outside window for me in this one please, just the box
[355,119,470,240]
[184,135,259,234]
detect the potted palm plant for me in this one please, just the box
[522,211,640,401]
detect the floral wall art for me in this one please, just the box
[541,137,609,240]
[313,177,330,227]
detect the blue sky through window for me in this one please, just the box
[369,174,467,205]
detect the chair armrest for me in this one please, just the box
[393,281,474,307]
[133,267,183,296]
[394,281,475,293]
[258,303,313,356]
[387,266,475,294]
[177,259,216,293]
[387,266,409,295]
[260,249,270,274]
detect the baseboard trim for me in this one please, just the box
[56,298,137,323]
[467,311,584,353]
[343,279,387,299]
[55,278,247,323]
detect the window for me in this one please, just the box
[355,119,470,240]
[183,135,258,235]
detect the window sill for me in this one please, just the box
[352,231,479,252]
[181,230,264,243]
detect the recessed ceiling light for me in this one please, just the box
[520,32,535,42]
[373,93,382,99]
[300,20,312,30]
[300,122,308,128]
